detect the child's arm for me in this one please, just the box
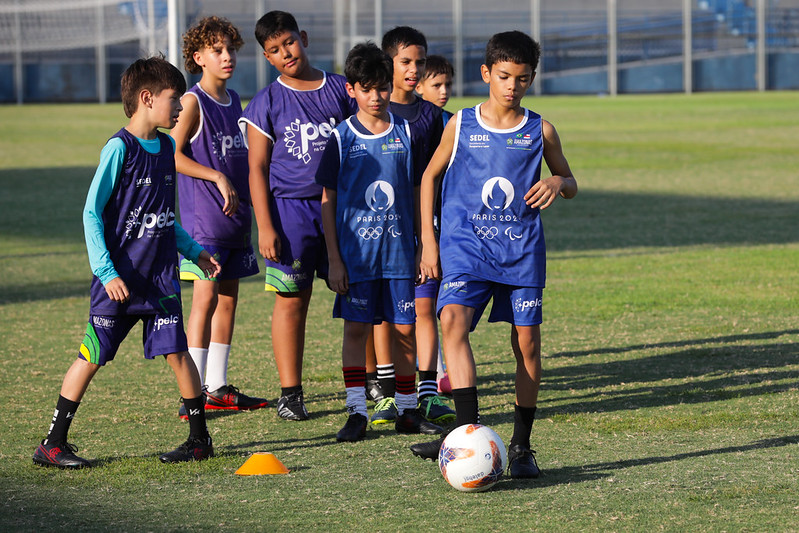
[246,125,281,262]
[418,118,457,283]
[83,138,130,303]
[524,119,578,209]
[172,93,239,216]
[320,187,348,295]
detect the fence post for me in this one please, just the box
[607,0,617,96]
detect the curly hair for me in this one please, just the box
[182,16,244,74]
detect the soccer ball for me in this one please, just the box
[438,424,507,492]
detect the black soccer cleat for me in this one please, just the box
[336,413,368,442]
[158,436,214,463]
[277,389,310,421]
[365,378,385,403]
[33,440,91,469]
[409,436,446,461]
[507,444,540,479]
[395,409,444,435]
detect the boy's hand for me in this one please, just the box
[197,250,222,279]
[215,174,240,217]
[258,227,282,263]
[105,277,130,303]
[327,258,349,295]
[524,176,567,210]
[418,241,441,283]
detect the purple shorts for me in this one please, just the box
[180,243,259,282]
[79,311,188,366]
[415,277,440,299]
[264,197,327,293]
[333,279,416,325]
[437,274,543,331]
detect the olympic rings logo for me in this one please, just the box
[474,226,499,239]
[358,227,384,240]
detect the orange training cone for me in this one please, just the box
[235,452,290,475]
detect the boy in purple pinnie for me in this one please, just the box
[33,57,220,469]
[172,16,267,419]
[239,11,356,421]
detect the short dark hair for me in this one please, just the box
[254,10,300,49]
[120,56,186,118]
[182,16,244,75]
[344,42,393,90]
[485,31,541,72]
[381,26,427,57]
[422,54,454,80]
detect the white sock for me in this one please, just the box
[345,387,368,417]
[395,392,417,415]
[205,342,230,392]
[188,347,208,387]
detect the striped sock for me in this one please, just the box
[417,370,438,401]
[377,363,395,397]
[343,366,367,417]
[395,374,417,415]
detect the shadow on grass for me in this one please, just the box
[473,329,798,418]
[495,434,799,490]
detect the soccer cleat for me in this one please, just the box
[409,435,446,461]
[418,395,456,425]
[205,385,269,411]
[507,444,540,479]
[158,436,214,463]
[395,408,444,435]
[32,440,91,469]
[336,413,368,442]
[370,397,398,425]
[365,378,385,403]
[277,390,310,421]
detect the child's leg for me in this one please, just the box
[185,279,219,384]
[372,322,395,397]
[337,320,371,442]
[510,324,541,446]
[272,287,312,389]
[165,351,208,438]
[44,358,101,445]
[439,304,481,426]
[390,322,417,415]
[415,296,439,398]
[205,278,238,391]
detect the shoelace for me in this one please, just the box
[421,395,448,417]
[373,397,396,413]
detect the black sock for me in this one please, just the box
[45,395,80,445]
[183,395,209,441]
[281,385,302,397]
[417,370,438,401]
[377,364,395,398]
[365,372,378,382]
[510,404,537,449]
[452,387,479,426]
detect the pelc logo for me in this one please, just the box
[513,297,542,313]
[154,314,181,330]
[481,177,514,210]
[125,206,176,238]
[283,118,336,164]
[396,299,415,313]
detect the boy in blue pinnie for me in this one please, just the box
[315,42,444,442]
[32,57,220,469]
[410,31,578,479]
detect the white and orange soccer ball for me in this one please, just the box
[438,424,508,492]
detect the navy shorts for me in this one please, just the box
[79,312,188,366]
[333,279,416,325]
[264,197,327,293]
[437,274,543,331]
[180,243,259,282]
[415,277,440,300]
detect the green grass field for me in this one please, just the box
[1,92,797,532]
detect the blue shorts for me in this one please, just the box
[180,243,259,282]
[437,274,543,331]
[415,278,440,300]
[265,197,327,293]
[333,279,416,325]
[79,311,188,366]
